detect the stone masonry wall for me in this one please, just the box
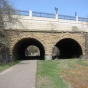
[7,30,85,59]
[85,34,88,57]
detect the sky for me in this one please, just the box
[9,0,88,18]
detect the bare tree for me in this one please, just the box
[0,0,19,64]
[0,0,19,43]
[0,0,17,32]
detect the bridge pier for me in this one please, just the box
[45,54,52,60]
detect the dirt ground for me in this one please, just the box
[36,60,88,88]
[63,61,88,88]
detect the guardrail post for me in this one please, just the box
[29,10,32,18]
[56,14,58,20]
[76,16,78,22]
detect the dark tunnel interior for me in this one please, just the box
[55,38,82,59]
[12,38,45,60]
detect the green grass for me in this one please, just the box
[0,60,21,72]
[36,59,88,88]
[76,59,88,66]
[36,60,68,88]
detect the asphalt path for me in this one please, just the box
[0,60,37,88]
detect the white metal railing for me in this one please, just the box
[12,10,88,22]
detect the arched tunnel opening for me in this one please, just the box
[25,45,40,57]
[52,38,82,59]
[12,38,45,60]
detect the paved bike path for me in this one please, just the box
[0,60,37,88]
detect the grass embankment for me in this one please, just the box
[0,60,21,72]
[36,59,88,88]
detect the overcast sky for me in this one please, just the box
[9,0,88,17]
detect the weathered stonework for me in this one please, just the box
[7,30,86,60]
[85,34,88,57]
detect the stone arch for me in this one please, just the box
[52,38,83,59]
[12,38,45,60]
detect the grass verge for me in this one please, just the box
[36,59,88,88]
[0,60,21,72]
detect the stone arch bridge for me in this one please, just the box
[7,30,86,60]
[5,10,88,60]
